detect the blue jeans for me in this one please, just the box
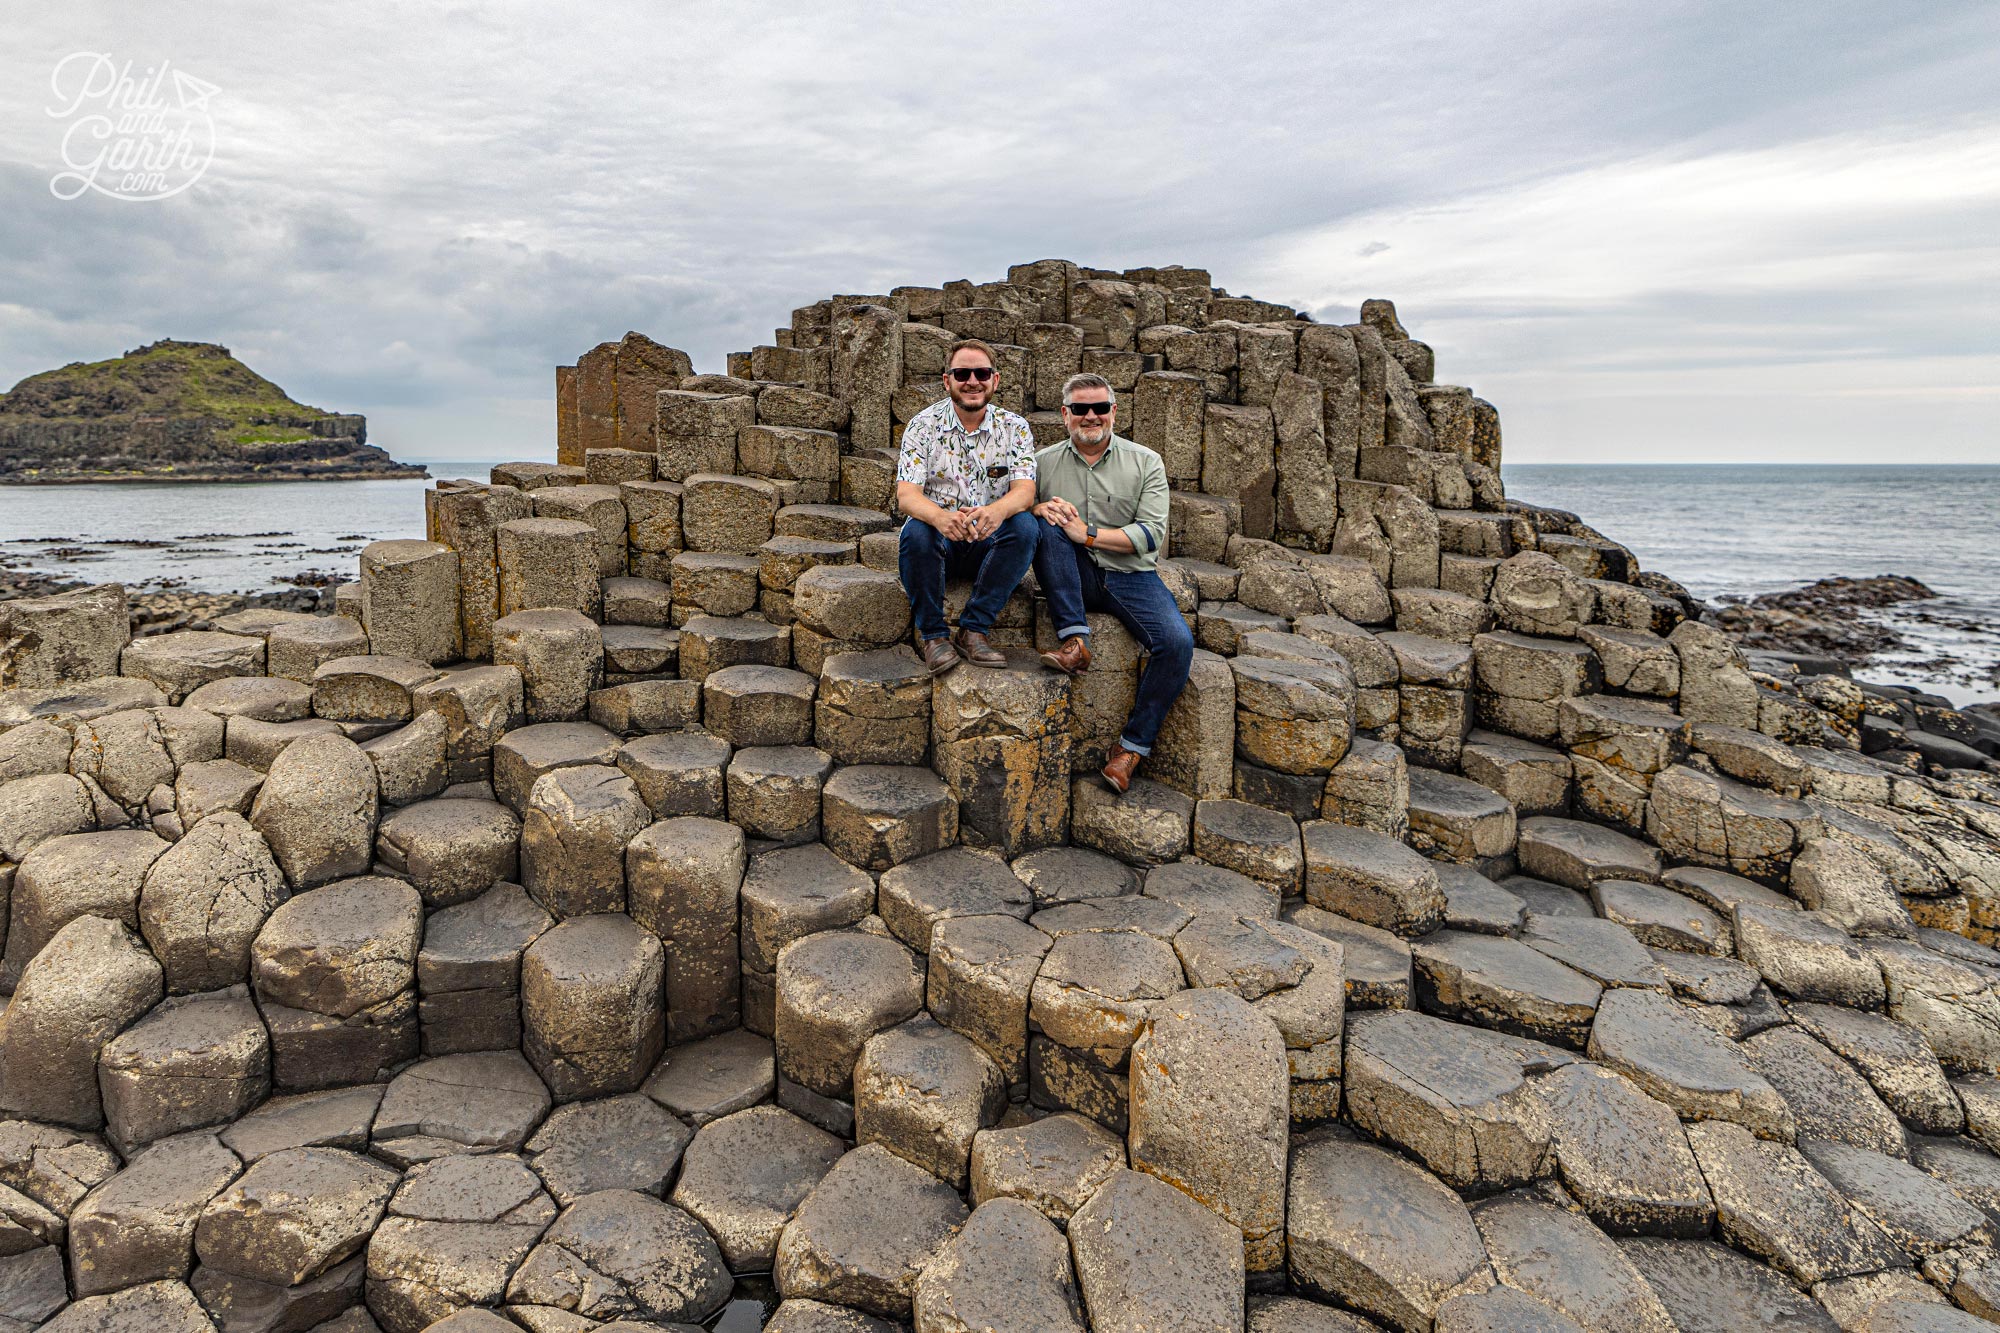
[1033,532,1194,755]
[898,512,1039,642]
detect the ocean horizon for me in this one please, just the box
[4,459,1995,702]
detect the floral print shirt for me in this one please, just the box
[895,397,1037,510]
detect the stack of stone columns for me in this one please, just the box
[0,264,1998,1332]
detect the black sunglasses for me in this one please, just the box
[1064,401,1113,416]
[947,367,995,383]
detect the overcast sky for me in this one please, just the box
[3,2,1995,464]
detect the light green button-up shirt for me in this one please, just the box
[1033,434,1170,573]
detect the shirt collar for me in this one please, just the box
[942,400,992,435]
[1060,433,1120,467]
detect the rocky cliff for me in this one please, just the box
[0,339,424,483]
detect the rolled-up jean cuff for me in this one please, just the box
[1117,737,1151,757]
[1058,625,1091,641]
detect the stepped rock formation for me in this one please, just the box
[2,260,2000,1332]
[0,339,422,483]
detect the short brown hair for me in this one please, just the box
[945,338,997,370]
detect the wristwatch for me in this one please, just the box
[1084,524,1099,548]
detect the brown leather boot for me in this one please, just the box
[1101,742,1141,794]
[921,637,961,676]
[952,628,1007,668]
[1039,635,1092,676]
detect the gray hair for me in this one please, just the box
[1060,372,1116,406]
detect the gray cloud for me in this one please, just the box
[1,1,1995,461]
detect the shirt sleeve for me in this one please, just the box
[895,412,931,486]
[1119,449,1170,556]
[1006,415,1037,482]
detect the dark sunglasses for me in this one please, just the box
[947,367,995,383]
[1064,401,1113,416]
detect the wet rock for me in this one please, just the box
[912,1198,1087,1333]
[1745,1025,1909,1157]
[1587,988,1793,1140]
[773,1143,968,1320]
[1287,1130,1491,1331]
[1472,1187,1676,1333]
[249,732,379,890]
[69,1131,244,1297]
[0,916,162,1129]
[1539,1062,1714,1236]
[1619,1235,1840,1333]
[505,1189,731,1324]
[1068,1168,1244,1333]
[194,1146,397,1288]
[1791,1003,1963,1134]
[669,1105,843,1273]
[1687,1121,1905,1285]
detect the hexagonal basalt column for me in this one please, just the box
[821,763,958,872]
[931,651,1071,857]
[359,539,461,666]
[775,929,925,1102]
[520,763,651,918]
[522,913,667,1102]
[491,609,603,724]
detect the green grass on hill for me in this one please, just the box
[0,339,334,426]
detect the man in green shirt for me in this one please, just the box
[1032,373,1193,793]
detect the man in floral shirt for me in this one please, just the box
[895,338,1040,674]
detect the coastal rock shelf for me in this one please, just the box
[1,260,1998,1332]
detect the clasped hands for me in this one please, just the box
[1033,497,1088,543]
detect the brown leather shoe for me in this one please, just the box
[921,637,961,676]
[1101,742,1141,794]
[953,629,1007,668]
[1039,635,1092,676]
